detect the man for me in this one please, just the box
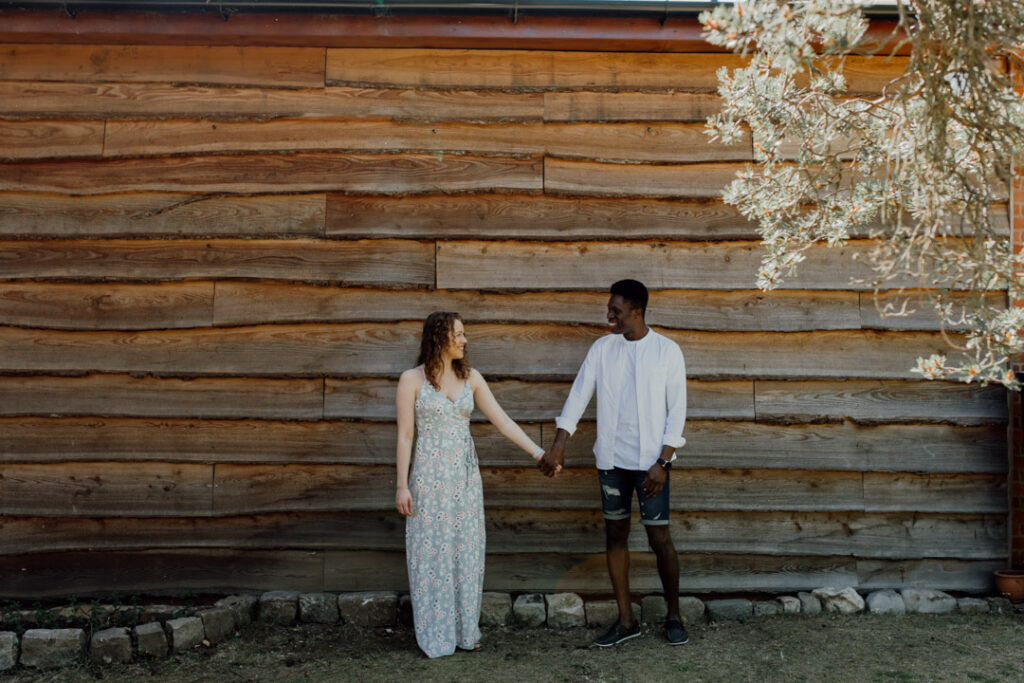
[540,279,688,647]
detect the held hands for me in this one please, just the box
[537,448,564,478]
[642,463,666,498]
[395,486,413,517]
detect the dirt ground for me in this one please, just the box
[4,611,1024,683]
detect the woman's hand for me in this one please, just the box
[396,486,414,517]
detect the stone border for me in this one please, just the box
[1,587,1020,671]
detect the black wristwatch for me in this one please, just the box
[656,458,672,471]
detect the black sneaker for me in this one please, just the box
[665,618,689,645]
[593,621,641,647]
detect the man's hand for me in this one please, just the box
[642,463,667,498]
[538,448,564,477]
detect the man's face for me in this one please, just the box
[607,294,642,336]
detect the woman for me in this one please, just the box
[395,312,552,658]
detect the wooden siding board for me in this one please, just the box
[856,559,1005,593]
[544,158,741,199]
[0,550,326,599]
[754,380,1008,425]
[324,378,755,422]
[435,240,894,291]
[0,376,325,420]
[0,120,104,160]
[103,120,749,164]
[0,282,215,330]
[327,194,759,240]
[3,510,1004,560]
[863,473,1008,514]
[0,324,964,381]
[325,50,906,94]
[543,91,722,122]
[0,193,326,238]
[0,82,546,121]
[0,462,213,516]
[0,44,325,87]
[0,153,543,194]
[860,290,1008,331]
[0,239,434,287]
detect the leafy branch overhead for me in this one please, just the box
[701,0,1024,388]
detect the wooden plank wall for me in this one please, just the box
[0,35,1009,599]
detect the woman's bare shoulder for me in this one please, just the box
[398,366,426,388]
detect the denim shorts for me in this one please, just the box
[598,466,670,526]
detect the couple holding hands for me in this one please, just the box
[395,280,689,658]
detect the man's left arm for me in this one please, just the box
[642,346,687,498]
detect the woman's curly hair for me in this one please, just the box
[416,311,470,389]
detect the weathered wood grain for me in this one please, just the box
[0,239,433,286]
[754,380,1008,425]
[0,417,534,465]
[213,283,860,332]
[856,558,1004,594]
[0,323,964,381]
[0,120,104,160]
[543,91,722,122]
[327,194,758,240]
[3,510,1003,560]
[863,473,1008,514]
[0,376,324,419]
[567,421,1009,474]
[0,550,326,599]
[435,239,889,291]
[860,290,1008,331]
[104,120,749,163]
[0,193,326,238]
[0,44,325,87]
[544,158,741,198]
[323,378,754,421]
[0,82,545,121]
[0,282,214,329]
[210,464,868,514]
[325,50,906,94]
[0,462,213,516]
[0,153,543,194]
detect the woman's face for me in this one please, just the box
[446,318,467,360]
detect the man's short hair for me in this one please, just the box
[610,279,648,315]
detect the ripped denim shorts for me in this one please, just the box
[598,466,670,526]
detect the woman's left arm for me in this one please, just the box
[470,369,544,461]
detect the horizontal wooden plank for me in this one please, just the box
[0,462,213,516]
[436,239,888,291]
[0,418,533,466]
[570,421,1009,474]
[0,82,545,121]
[0,376,324,420]
[324,378,754,422]
[861,290,1008,331]
[104,120,750,164]
[0,548,993,598]
[326,50,906,94]
[0,44,325,87]
[0,282,215,330]
[210,464,869,514]
[0,153,542,194]
[0,550,326,599]
[0,323,965,381]
[327,193,759,240]
[863,473,1008,514]
[0,239,433,286]
[0,193,326,238]
[544,158,739,198]
[754,380,1008,425]
[214,283,859,332]
[3,510,1003,560]
[0,120,104,160]
[543,91,722,122]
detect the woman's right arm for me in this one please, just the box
[395,369,419,517]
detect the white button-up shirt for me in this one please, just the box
[556,329,687,471]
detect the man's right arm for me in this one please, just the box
[539,345,599,477]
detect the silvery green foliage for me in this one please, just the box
[701,0,1024,387]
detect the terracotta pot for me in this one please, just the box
[994,569,1024,603]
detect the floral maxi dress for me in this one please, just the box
[406,379,485,658]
